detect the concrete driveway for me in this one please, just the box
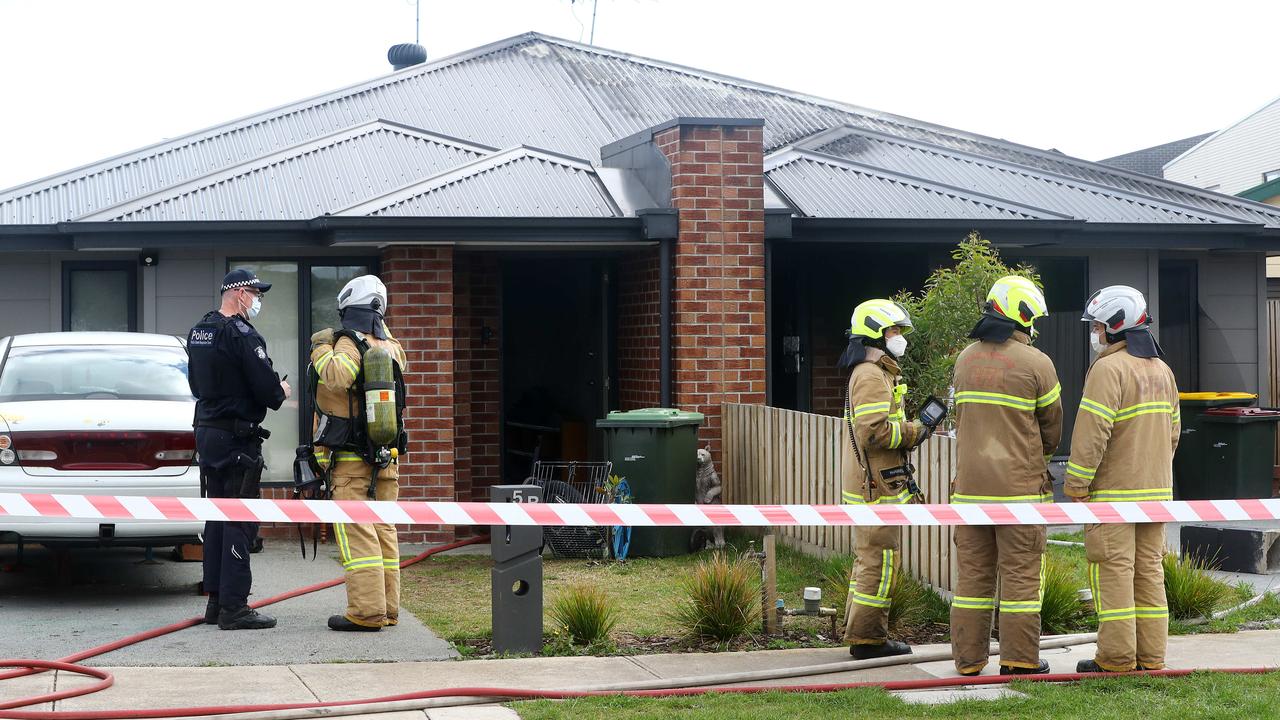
[0,539,457,666]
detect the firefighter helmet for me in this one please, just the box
[1081,285,1150,333]
[850,299,913,340]
[338,275,388,315]
[986,275,1048,328]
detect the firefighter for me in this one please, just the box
[1066,285,1179,673]
[309,275,409,632]
[188,269,291,631]
[840,299,927,658]
[950,276,1062,676]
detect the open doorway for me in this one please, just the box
[1159,259,1199,392]
[501,257,615,484]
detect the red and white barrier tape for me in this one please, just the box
[2,493,1279,527]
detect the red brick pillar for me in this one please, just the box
[654,121,767,459]
[382,246,455,544]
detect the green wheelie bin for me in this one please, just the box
[1194,407,1280,500]
[597,408,704,557]
[1173,392,1257,500]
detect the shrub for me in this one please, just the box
[1040,552,1092,634]
[670,552,761,642]
[894,233,1040,413]
[1164,551,1232,621]
[820,554,853,613]
[888,572,949,632]
[548,583,619,645]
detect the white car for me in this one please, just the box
[0,332,202,547]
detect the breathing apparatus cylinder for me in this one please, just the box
[363,345,399,447]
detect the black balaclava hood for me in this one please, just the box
[1114,328,1161,358]
[837,331,888,369]
[340,306,388,340]
[968,313,1018,343]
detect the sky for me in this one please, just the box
[1,0,1277,191]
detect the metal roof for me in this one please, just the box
[340,147,621,218]
[766,150,1066,221]
[80,121,492,222]
[2,32,1279,230]
[796,128,1243,225]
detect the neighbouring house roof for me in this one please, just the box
[1240,176,1280,204]
[1098,133,1213,178]
[3,32,1280,231]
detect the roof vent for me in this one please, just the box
[387,43,427,71]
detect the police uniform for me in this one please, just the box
[187,269,287,628]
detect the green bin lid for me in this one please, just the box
[597,408,705,428]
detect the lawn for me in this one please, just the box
[402,532,1277,657]
[401,537,855,655]
[514,671,1280,720]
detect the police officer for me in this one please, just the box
[839,299,927,659]
[308,276,408,631]
[188,269,291,631]
[950,276,1062,677]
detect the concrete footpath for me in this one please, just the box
[4,630,1280,719]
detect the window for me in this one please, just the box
[63,262,137,332]
[0,345,190,402]
[228,260,373,483]
[1265,169,1280,184]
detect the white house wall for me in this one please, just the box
[1165,97,1280,195]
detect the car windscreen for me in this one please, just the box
[0,345,192,402]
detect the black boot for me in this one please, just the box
[218,606,277,630]
[204,594,220,625]
[328,615,381,632]
[1076,659,1122,673]
[1001,660,1050,675]
[850,640,912,659]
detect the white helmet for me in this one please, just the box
[987,275,1048,328]
[338,275,388,314]
[1081,285,1149,333]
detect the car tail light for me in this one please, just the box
[9,431,196,471]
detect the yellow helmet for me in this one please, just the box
[850,299,913,340]
[986,275,1048,328]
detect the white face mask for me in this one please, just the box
[241,292,262,320]
[886,334,908,358]
[1090,330,1106,355]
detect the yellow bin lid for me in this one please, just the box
[1178,392,1257,401]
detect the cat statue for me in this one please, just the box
[695,447,726,549]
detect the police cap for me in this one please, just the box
[221,268,272,294]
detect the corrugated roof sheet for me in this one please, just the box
[341,147,620,218]
[802,129,1239,224]
[81,121,492,221]
[766,151,1064,221]
[3,32,1279,228]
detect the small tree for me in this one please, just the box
[895,233,1039,412]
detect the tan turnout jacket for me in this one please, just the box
[841,351,924,505]
[952,331,1063,503]
[310,330,408,477]
[1065,341,1180,501]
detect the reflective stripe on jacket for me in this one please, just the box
[841,351,922,505]
[1065,340,1180,500]
[951,331,1063,504]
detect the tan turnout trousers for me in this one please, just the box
[329,457,401,627]
[1085,522,1168,671]
[844,525,902,644]
[951,525,1048,672]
